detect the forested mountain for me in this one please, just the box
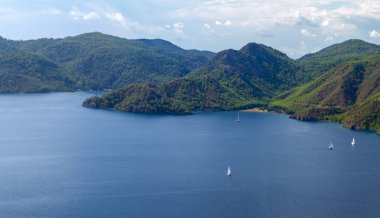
[0,51,75,92]
[188,43,299,97]
[83,42,299,113]
[271,55,380,131]
[0,32,378,133]
[84,39,380,133]
[83,77,246,114]
[296,39,380,82]
[0,32,214,92]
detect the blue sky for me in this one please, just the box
[0,0,379,58]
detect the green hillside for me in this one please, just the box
[0,51,76,92]
[84,77,250,114]
[84,39,380,133]
[83,43,297,113]
[1,33,378,133]
[271,56,380,132]
[297,39,380,82]
[189,43,298,98]
[0,32,214,93]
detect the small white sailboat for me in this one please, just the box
[328,143,333,150]
[236,112,240,123]
[227,166,232,176]
[351,137,356,146]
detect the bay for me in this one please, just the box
[0,92,379,217]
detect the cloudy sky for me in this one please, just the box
[0,0,379,58]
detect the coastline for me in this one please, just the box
[241,108,269,113]
[241,107,380,136]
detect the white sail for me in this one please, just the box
[227,166,232,176]
[351,137,355,146]
[328,143,333,150]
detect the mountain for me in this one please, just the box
[271,55,380,132]
[1,33,378,132]
[83,42,298,113]
[0,32,214,93]
[188,43,299,97]
[0,51,76,92]
[84,39,380,133]
[138,38,215,73]
[296,39,380,82]
[83,77,246,114]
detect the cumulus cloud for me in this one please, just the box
[334,0,380,20]
[1,0,379,58]
[301,29,316,37]
[105,12,126,25]
[67,6,139,28]
[215,20,231,26]
[172,0,376,34]
[83,11,100,20]
[369,30,380,38]
[69,7,100,21]
[321,19,329,27]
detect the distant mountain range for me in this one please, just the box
[0,32,214,92]
[0,32,378,134]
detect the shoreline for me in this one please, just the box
[241,107,379,136]
[241,108,269,113]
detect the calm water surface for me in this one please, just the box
[0,92,379,217]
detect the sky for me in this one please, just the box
[0,0,379,58]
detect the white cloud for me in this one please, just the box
[69,7,100,21]
[301,28,316,37]
[83,11,100,20]
[171,1,373,34]
[68,7,137,28]
[105,12,125,25]
[1,0,380,58]
[334,0,380,20]
[173,22,184,29]
[321,19,329,27]
[369,30,380,38]
[215,20,231,26]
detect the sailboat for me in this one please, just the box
[236,112,240,123]
[328,143,333,150]
[351,137,356,146]
[227,166,232,176]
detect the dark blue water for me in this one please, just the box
[0,92,379,218]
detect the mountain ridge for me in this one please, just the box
[83,38,380,134]
[0,32,378,133]
[0,32,215,93]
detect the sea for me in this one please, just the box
[0,92,379,217]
